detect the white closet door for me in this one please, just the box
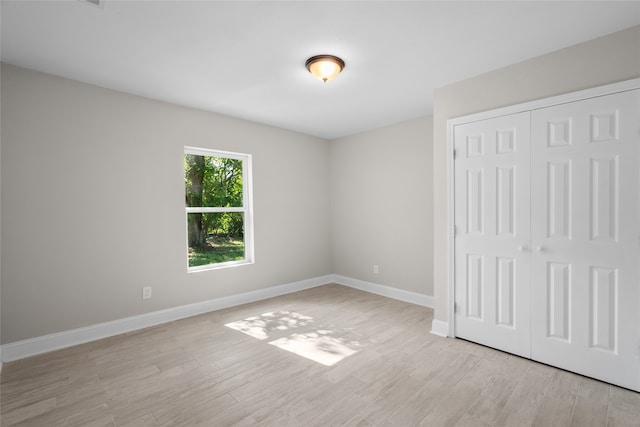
[531,89,640,391]
[454,112,531,358]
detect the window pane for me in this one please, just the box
[187,212,245,267]
[185,154,243,208]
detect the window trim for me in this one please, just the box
[184,146,254,273]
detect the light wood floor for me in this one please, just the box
[1,284,639,426]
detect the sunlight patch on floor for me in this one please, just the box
[224,311,314,340]
[269,331,359,366]
[225,311,363,366]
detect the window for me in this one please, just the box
[184,147,253,271]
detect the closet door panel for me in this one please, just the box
[454,112,531,358]
[530,89,639,391]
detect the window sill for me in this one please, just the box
[187,259,254,273]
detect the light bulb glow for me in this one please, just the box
[305,55,345,83]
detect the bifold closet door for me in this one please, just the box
[453,112,531,358]
[530,89,640,391]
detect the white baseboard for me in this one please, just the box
[0,274,437,363]
[430,319,449,337]
[331,274,434,308]
[0,275,332,363]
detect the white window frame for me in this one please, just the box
[184,146,254,272]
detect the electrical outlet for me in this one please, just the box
[142,286,152,299]
[373,265,379,274]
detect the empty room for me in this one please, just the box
[1,1,639,426]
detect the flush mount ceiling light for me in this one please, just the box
[305,55,345,83]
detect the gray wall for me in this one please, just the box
[0,60,3,364]
[432,25,640,323]
[1,64,332,343]
[330,117,433,295]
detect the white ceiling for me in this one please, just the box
[2,1,639,140]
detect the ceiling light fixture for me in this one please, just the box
[305,55,345,83]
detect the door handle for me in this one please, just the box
[518,244,529,252]
[535,245,546,252]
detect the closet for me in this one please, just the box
[451,82,639,392]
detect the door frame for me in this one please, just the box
[446,78,640,338]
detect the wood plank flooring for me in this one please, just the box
[1,284,638,426]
